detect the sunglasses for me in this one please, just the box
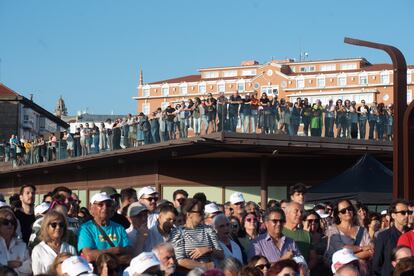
[246,217,257,223]
[234,202,244,206]
[231,223,239,229]
[394,210,413,216]
[176,198,186,203]
[0,218,16,227]
[306,219,320,224]
[269,219,285,224]
[49,222,65,229]
[143,197,159,202]
[339,206,354,214]
[255,263,271,270]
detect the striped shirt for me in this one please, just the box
[170,224,222,262]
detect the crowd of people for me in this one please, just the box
[0,93,394,167]
[1,183,414,276]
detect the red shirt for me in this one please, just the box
[397,230,414,253]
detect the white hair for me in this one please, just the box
[152,242,174,258]
[212,213,228,231]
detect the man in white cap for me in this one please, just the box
[138,186,160,228]
[229,192,245,222]
[204,202,222,226]
[78,192,132,264]
[126,202,148,256]
[61,256,95,276]
[331,248,360,275]
[123,252,161,276]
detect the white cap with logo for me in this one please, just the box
[137,186,159,199]
[229,192,245,205]
[331,248,358,273]
[61,256,95,276]
[123,252,160,276]
[89,192,113,204]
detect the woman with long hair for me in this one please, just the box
[31,210,77,275]
[335,99,346,138]
[247,255,270,276]
[325,200,373,274]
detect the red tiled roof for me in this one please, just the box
[0,83,19,98]
[148,74,201,85]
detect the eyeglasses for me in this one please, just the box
[255,263,271,270]
[394,210,413,216]
[176,198,186,204]
[268,219,285,224]
[245,217,257,223]
[0,218,16,226]
[339,206,354,214]
[143,197,158,202]
[49,222,65,229]
[231,223,239,229]
[233,202,244,206]
[306,219,320,224]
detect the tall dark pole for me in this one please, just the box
[344,37,407,199]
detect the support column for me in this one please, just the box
[260,158,269,211]
[403,102,414,199]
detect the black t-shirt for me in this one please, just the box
[229,95,242,113]
[14,209,35,244]
[165,107,176,121]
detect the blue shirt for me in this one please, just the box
[248,233,302,263]
[77,220,130,252]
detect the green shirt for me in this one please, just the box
[282,227,311,261]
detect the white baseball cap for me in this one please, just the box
[123,252,160,276]
[89,192,113,204]
[205,203,221,215]
[229,192,245,205]
[61,256,95,276]
[331,248,359,273]
[34,202,50,216]
[315,209,330,219]
[137,186,159,199]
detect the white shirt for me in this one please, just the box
[0,236,32,276]
[31,241,77,275]
[148,213,159,229]
[219,240,243,264]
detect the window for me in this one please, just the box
[380,71,390,85]
[359,73,368,85]
[237,80,245,92]
[408,90,413,103]
[180,83,188,95]
[316,75,326,88]
[202,71,219,79]
[142,103,150,115]
[408,70,412,84]
[300,66,316,72]
[241,69,257,76]
[340,63,357,70]
[223,70,237,77]
[338,74,347,86]
[217,81,225,92]
[198,83,206,94]
[320,64,336,71]
[143,86,150,97]
[162,85,169,96]
[261,86,278,96]
[296,77,305,89]
[23,115,29,121]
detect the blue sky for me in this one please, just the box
[0,0,413,115]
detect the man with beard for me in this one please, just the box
[144,205,177,251]
[138,186,159,228]
[152,243,187,276]
[374,199,410,276]
[14,184,36,243]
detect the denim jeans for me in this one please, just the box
[251,111,258,133]
[193,117,201,135]
[359,119,367,139]
[302,116,311,136]
[229,114,238,132]
[368,120,376,139]
[325,117,334,137]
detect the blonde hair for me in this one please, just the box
[38,210,68,243]
[0,208,18,237]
